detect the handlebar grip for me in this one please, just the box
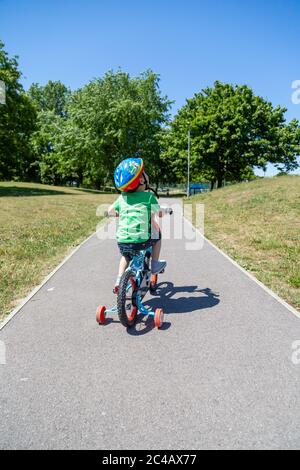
[104,211,119,218]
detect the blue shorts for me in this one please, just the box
[118,230,161,260]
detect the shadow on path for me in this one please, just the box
[146,282,220,314]
[127,282,219,336]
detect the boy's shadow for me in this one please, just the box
[127,282,220,336]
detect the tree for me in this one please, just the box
[159,127,183,185]
[30,110,65,184]
[167,81,300,188]
[28,80,71,183]
[274,119,300,173]
[0,41,36,180]
[28,81,71,117]
[54,70,171,188]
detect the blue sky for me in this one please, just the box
[1,0,299,175]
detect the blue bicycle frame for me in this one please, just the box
[105,246,157,318]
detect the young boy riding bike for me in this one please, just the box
[107,157,167,293]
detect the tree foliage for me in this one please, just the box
[52,70,171,187]
[28,80,71,117]
[166,81,300,188]
[1,40,299,189]
[0,41,36,180]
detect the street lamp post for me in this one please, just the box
[187,125,190,197]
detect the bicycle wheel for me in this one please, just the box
[117,270,138,327]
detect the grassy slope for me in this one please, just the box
[0,182,116,320]
[187,175,300,311]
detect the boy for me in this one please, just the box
[107,157,167,292]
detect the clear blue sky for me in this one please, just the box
[1,0,300,175]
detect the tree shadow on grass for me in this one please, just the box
[0,186,73,197]
[75,188,115,195]
[127,282,220,336]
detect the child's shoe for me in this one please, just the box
[151,260,167,274]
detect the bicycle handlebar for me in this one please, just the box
[165,208,173,215]
[159,207,173,216]
[104,211,118,218]
[105,207,173,218]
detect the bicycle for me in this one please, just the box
[96,207,173,329]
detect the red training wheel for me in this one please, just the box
[96,305,106,325]
[154,308,164,329]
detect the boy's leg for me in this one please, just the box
[118,255,129,276]
[114,255,129,293]
[151,236,166,274]
[151,238,161,261]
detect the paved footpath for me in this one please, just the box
[1,199,300,449]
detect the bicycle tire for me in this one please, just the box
[117,270,138,327]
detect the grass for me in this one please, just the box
[0,182,116,320]
[186,175,300,312]
[1,176,299,320]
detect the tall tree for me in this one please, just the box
[28,81,71,117]
[30,110,65,184]
[54,70,171,188]
[167,81,300,188]
[0,41,36,180]
[28,80,71,183]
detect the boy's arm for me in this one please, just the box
[150,195,172,217]
[150,194,160,215]
[106,198,120,217]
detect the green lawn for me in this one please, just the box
[0,182,116,320]
[186,175,300,311]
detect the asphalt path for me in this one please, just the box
[1,199,300,449]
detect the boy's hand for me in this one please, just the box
[158,206,173,217]
[106,203,119,218]
[108,211,119,218]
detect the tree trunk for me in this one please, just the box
[77,170,83,187]
[217,169,224,188]
[217,159,225,189]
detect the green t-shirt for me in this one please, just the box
[113,191,160,243]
